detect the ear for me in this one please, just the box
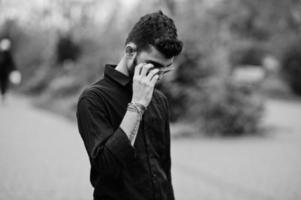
[125,42,138,70]
[125,42,137,58]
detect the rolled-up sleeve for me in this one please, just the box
[76,96,135,179]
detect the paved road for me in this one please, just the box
[0,95,301,200]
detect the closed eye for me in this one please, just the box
[145,60,172,69]
[160,66,175,73]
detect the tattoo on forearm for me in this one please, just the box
[127,103,144,145]
[129,118,140,145]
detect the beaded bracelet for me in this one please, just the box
[128,102,146,114]
[127,102,146,119]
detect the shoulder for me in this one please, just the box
[153,88,169,110]
[79,78,106,99]
[77,80,107,108]
[155,89,168,102]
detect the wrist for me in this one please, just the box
[128,102,146,116]
[130,101,147,112]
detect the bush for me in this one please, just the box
[157,45,213,122]
[229,43,267,66]
[21,65,57,95]
[281,38,301,95]
[199,80,264,136]
[56,34,81,64]
[159,44,264,136]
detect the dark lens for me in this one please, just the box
[146,61,162,69]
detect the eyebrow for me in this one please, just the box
[145,60,172,68]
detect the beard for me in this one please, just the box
[128,56,138,79]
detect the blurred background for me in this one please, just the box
[0,0,301,199]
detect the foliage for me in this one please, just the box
[158,42,215,122]
[6,0,301,136]
[229,42,267,66]
[56,34,81,64]
[281,38,301,95]
[156,0,265,136]
[199,81,264,136]
[159,44,264,136]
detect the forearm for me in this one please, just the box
[120,109,142,146]
[119,63,158,145]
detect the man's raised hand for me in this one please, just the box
[131,63,159,107]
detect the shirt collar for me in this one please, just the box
[104,64,132,87]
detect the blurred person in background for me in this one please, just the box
[77,11,182,200]
[0,38,21,104]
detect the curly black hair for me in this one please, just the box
[125,10,183,58]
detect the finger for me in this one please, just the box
[140,63,154,77]
[134,63,144,77]
[150,74,159,86]
[146,68,160,81]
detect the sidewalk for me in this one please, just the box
[1,95,301,200]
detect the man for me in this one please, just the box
[0,38,21,103]
[77,11,183,200]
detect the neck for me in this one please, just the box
[115,56,129,77]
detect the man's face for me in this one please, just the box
[129,45,174,83]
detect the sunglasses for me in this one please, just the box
[145,61,175,76]
[157,66,175,76]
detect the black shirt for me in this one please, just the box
[76,64,175,200]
